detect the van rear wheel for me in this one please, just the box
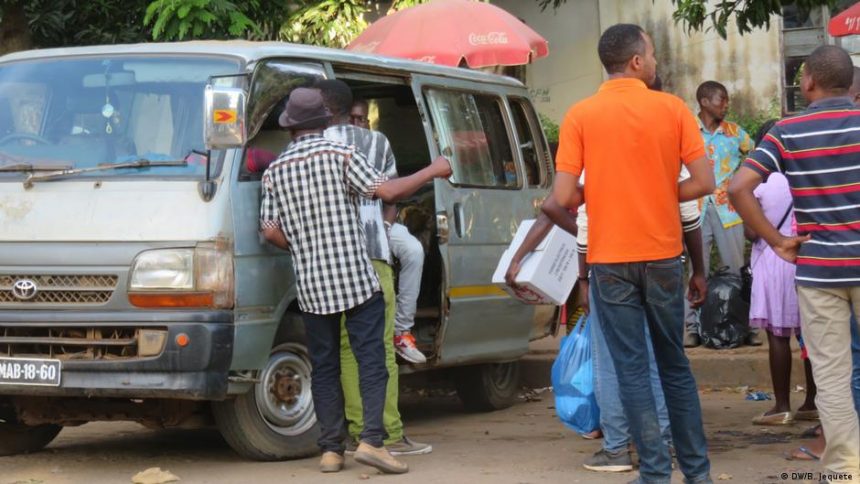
[454,361,521,412]
[213,343,318,461]
[0,422,62,456]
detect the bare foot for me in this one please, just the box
[786,434,824,461]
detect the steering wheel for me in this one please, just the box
[0,133,52,145]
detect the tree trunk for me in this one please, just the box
[0,2,32,56]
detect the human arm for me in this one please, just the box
[543,172,584,218]
[504,213,553,287]
[729,167,808,262]
[374,156,452,202]
[259,171,290,250]
[262,227,290,250]
[677,175,706,307]
[679,155,715,202]
[677,104,715,202]
[575,251,590,314]
[744,222,759,242]
[683,227,706,308]
[504,196,579,286]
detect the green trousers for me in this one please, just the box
[340,260,403,444]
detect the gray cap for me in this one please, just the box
[278,87,332,129]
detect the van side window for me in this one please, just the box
[240,60,324,181]
[509,98,547,187]
[425,88,518,188]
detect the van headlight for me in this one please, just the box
[128,243,234,309]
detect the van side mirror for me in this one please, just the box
[204,84,247,150]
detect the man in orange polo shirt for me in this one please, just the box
[544,24,716,483]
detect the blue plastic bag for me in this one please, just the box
[552,315,600,435]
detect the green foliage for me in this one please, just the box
[280,0,436,48]
[535,0,837,39]
[726,98,781,142]
[0,0,432,53]
[281,0,369,48]
[670,0,837,38]
[538,112,559,144]
[144,0,261,41]
[9,0,150,48]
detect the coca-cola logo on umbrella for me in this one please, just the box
[468,32,509,46]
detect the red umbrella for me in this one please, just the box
[347,0,549,68]
[829,1,860,37]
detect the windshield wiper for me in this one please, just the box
[0,162,73,172]
[23,158,188,189]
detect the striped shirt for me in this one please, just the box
[744,96,860,287]
[324,124,399,263]
[260,133,386,315]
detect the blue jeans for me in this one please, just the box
[590,287,671,453]
[303,292,388,452]
[592,257,711,484]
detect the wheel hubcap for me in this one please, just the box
[489,363,514,389]
[255,348,316,436]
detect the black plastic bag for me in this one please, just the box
[700,268,750,349]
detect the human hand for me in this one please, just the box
[772,234,812,264]
[575,279,590,315]
[687,273,706,308]
[505,259,521,288]
[431,156,453,178]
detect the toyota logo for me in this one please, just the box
[11,279,37,301]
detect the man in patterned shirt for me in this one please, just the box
[259,87,451,474]
[685,80,758,347]
[318,79,430,457]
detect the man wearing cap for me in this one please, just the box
[259,87,451,474]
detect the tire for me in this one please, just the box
[0,422,62,456]
[213,343,319,461]
[454,361,521,412]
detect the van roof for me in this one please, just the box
[0,40,525,89]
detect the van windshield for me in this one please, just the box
[0,55,240,180]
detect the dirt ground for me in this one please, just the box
[0,388,825,484]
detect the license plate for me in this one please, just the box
[0,357,61,386]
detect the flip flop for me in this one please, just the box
[784,446,820,461]
[752,411,794,426]
[794,409,820,421]
[800,424,823,439]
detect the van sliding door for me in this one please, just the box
[410,74,539,365]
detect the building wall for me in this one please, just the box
[491,0,604,122]
[494,0,782,123]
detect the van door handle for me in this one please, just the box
[436,212,449,244]
[453,203,464,238]
[533,196,545,216]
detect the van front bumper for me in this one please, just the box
[0,310,233,400]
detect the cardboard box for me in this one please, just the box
[491,219,579,305]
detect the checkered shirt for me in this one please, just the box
[260,133,386,315]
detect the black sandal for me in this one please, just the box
[800,424,822,439]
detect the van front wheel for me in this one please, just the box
[213,343,319,461]
[454,361,521,412]
[0,422,62,456]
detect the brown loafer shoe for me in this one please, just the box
[354,442,409,474]
[320,451,344,473]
